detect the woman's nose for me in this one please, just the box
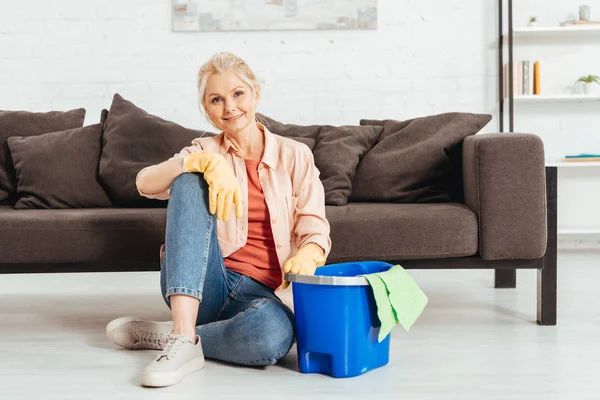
[224,99,237,113]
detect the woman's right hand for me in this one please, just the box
[183,151,243,222]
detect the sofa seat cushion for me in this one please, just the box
[325,202,478,262]
[0,202,478,265]
[0,206,166,264]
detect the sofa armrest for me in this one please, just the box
[462,133,547,260]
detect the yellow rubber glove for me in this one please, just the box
[183,151,243,222]
[280,243,326,290]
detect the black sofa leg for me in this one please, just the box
[495,269,516,288]
[538,166,557,326]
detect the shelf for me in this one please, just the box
[546,160,600,167]
[506,94,600,103]
[558,228,600,235]
[504,24,600,38]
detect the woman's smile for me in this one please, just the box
[223,113,244,121]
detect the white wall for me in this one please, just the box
[0,0,498,129]
[1,0,599,246]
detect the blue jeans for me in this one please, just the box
[160,173,295,366]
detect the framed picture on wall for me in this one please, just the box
[171,0,378,32]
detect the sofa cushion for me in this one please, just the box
[0,206,167,264]
[0,202,477,264]
[7,123,112,209]
[353,112,492,203]
[99,94,215,207]
[258,114,383,206]
[0,108,86,205]
[325,202,478,262]
[288,136,316,151]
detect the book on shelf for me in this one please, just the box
[504,60,540,97]
[563,154,600,162]
[534,60,540,94]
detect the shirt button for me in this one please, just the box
[276,242,282,249]
[272,218,278,224]
[266,194,271,200]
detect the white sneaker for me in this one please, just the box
[105,316,173,350]
[140,334,205,387]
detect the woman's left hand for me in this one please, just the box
[281,243,326,289]
[283,255,318,277]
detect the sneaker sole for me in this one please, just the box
[140,356,206,387]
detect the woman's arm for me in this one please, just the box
[290,147,332,257]
[135,144,202,199]
[135,157,185,199]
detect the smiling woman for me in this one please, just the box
[197,53,264,160]
[106,51,331,388]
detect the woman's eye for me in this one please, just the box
[211,97,222,103]
[234,91,244,97]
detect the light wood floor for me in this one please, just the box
[1,250,599,399]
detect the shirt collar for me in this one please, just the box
[221,122,278,170]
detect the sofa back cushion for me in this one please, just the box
[8,123,112,209]
[0,108,86,205]
[353,112,492,203]
[99,94,215,207]
[258,114,383,206]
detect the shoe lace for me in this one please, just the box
[155,334,185,361]
[138,331,168,350]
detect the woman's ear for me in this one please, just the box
[254,86,261,107]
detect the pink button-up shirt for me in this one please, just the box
[136,125,332,270]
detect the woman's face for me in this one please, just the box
[203,69,260,134]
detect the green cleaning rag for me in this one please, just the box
[360,265,428,342]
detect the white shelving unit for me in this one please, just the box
[503,22,600,241]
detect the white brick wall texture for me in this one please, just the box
[0,0,498,129]
[1,0,600,243]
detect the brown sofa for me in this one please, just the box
[0,95,556,326]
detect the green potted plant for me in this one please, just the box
[528,16,537,27]
[576,74,600,95]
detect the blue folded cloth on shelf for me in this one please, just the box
[359,264,428,342]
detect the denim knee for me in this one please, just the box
[247,299,295,366]
[170,172,208,195]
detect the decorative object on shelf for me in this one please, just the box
[559,19,600,26]
[576,74,600,94]
[528,16,537,27]
[579,5,592,21]
[564,153,600,162]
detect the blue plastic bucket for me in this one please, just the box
[286,261,394,378]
